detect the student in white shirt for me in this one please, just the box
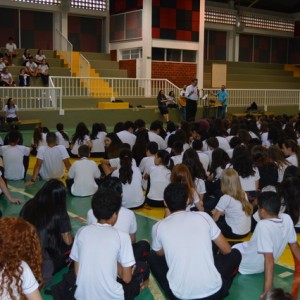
[117,121,136,150]
[87,177,150,261]
[233,191,300,299]
[67,145,101,197]
[5,37,18,65]
[70,122,92,157]
[212,169,252,239]
[170,141,183,167]
[70,189,149,300]
[192,139,210,174]
[55,122,70,151]
[4,98,18,123]
[0,217,43,300]
[145,150,171,207]
[280,139,300,168]
[148,120,167,150]
[90,122,106,158]
[148,183,241,300]
[26,132,71,184]
[37,59,49,86]
[0,130,31,180]
[25,56,38,77]
[111,149,144,209]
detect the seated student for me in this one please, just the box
[37,59,49,86]
[25,56,38,77]
[0,130,31,180]
[212,168,252,239]
[55,122,70,151]
[19,67,30,86]
[117,121,136,150]
[4,98,18,123]
[0,217,43,300]
[20,180,73,286]
[35,49,46,65]
[233,191,300,299]
[66,145,100,197]
[148,183,241,300]
[26,132,71,184]
[90,122,106,158]
[70,188,149,300]
[0,66,16,86]
[111,149,144,209]
[0,57,6,73]
[70,122,92,157]
[192,139,210,174]
[87,177,150,261]
[169,141,184,168]
[22,48,32,66]
[145,150,171,207]
[5,37,18,65]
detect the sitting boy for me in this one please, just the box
[66,145,100,197]
[70,189,149,300]
[148,182,241,300]
[233,191,300,299]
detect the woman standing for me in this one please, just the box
[157,90,169,122]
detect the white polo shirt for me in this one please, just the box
[4,105,18,118]
[0,261,39,299]
[139,156,155,175]
[216,194,251,235]
[37,145,69,180]
[233,213,297,274]
[87,207,137,235]
[68,158,100,197]
[0,145,30,180]
[70,224,135,300]
[55,131,70,149]
[148,131,167,150]
[91,132,106,153]
[71,135,90,156]
[6,42,17,52]
[287,154,298,167]
[147,165,171,201]
[196,151,210,174]
[152,211,222,299]
[111,167,144,208]
[170,154,183,166]
[109,157,137,169]
[117,130,136,149]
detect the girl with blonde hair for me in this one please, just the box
[0,217,43,300]
[212,168,252,239]
[170,164,204,211]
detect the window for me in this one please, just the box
[152,48,196,62]
[121,48,142,60]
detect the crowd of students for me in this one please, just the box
[1,113,300,299]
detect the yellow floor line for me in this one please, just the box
[148,274,165,300]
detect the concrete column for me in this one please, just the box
[53,12,61,50]
[234,33,239,62]
[142,0,152,79]
[197,0,205,89]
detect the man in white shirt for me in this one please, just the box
[148,121,167,150]
[70,189,149,300]
[233,191,300,299]
[67,145,100,197]
[185,78,200,122]
[0,130,30,180]
[26,132,71,184]
[148,183,241,299]
[117,121,136,149]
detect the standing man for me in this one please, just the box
[185,79,199,122]
[216,85,228,119]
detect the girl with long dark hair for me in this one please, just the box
[90,122,107,158]
[70,122,92,157]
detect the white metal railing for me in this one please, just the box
[0,87,62,111]
[79,54,91,77]
[55,29,73,75]
[50,77,181,99]
[202,89,300,111]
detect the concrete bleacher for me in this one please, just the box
[7,49,71,86]
[204,61,300,89]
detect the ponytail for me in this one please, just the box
[119,149,133,184]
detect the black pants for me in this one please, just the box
[216,216,250,239]
[148,249,241,300]
[186,99,198,122]
[132,240,150,261]
[146,197,165,208]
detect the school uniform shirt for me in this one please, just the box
[68,158,100,197]
[148,131,167,150]
[35,54,46,63]
[26,61,38,72]
[37,145,69,180]
[111,167,144,208]
[139,156,155,190]
[71,135,90,156]
[117,130,136,149]
[0,145,30,180]
[287,154,298,167]
[6,42,17,52]
[216,194,251,235]
[70,224,135,300]
[0,261,39,300]
[38,64,48,75]
[1,73,13,84]
[0,62,5,72]
[4,105,18,119]
[170,154,183,166]
[147,165,171,201]
[152,211,222,299]
[55,131,70,149]
[233,213,296,275]
[196,151,210,173]
[261,132,271,148]
[91,131,106,153]
[87,207,137,235]
[195,177,206,195]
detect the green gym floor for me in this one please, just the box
[1,130,299,299]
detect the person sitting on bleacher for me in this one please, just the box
[19,68,30,86]
[25,56,38,77]
[22,48,32,66]
[0,57,6,73]
[5,37,18,66]
[37,59,49,86]
[0,67,16,86]
[35,49,46,65]
[4,98,18,123]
